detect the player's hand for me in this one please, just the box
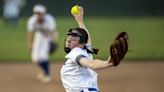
[72,6,84,23]
[107,56,114,67]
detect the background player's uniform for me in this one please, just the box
[27,12,56,83]
[61,46,99,92]
[27,13,56,63]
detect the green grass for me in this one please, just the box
[0,16,164,62]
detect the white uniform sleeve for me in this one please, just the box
[27,16,35,32]
[85,43,92,50]
[46,14,56,31]
[65,48,88,65]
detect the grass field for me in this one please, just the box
[0,16,164,62]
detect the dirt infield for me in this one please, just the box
[0,61,164,92]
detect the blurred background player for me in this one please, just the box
[3,0,26,27]
[27,4,58,83]
[61,6,115,92]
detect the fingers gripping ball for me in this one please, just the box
[71,5,79,15]
[110,32,129,66]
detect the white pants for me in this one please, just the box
[32,33,50,63]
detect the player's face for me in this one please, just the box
[65,31,81,49]
[66,35,80,49]
[35,12,44,23]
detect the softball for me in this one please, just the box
[71,5,79,15]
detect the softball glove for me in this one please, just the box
[110,32,128,66]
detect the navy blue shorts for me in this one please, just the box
[80,88,100,92]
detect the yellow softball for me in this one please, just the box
[71,5,79,15]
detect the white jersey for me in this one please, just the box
[61,47,99,91]
[27,14,56,62]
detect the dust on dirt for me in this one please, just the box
[0,61,163,92]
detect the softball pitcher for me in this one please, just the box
[60,6,128,92]
[27,4,57,83]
